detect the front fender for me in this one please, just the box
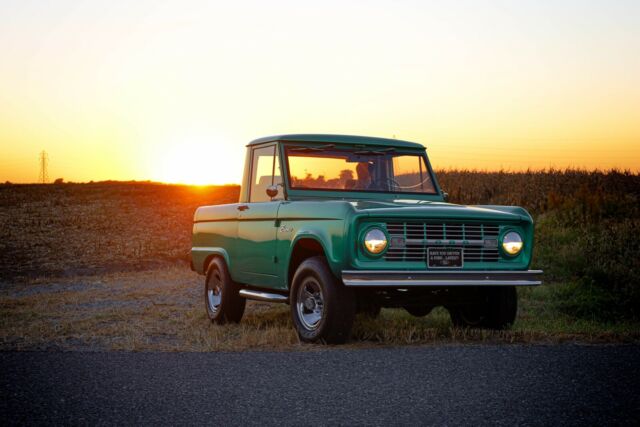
[288,229,343,277]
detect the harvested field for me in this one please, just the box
[0,182,238,279]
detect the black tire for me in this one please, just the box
[448,286,517,330]
[403,305,434,317]
[204,257,246,324]
[484,286,518,329]
[290,256,356,344]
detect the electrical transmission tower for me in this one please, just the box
[38,150,49,184]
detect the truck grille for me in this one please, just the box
[384,222,500,262]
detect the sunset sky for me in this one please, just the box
[1,0,639,184]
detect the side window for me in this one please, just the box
[249,146,279,203]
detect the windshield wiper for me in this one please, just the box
[288,144,336,152]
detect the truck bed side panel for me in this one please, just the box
[191,204,239,276]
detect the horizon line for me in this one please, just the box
[3,166,639,186]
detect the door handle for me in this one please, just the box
[237,205,249,211]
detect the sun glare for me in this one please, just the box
[152,139,241,185]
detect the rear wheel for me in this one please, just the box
[290,256,356,344]
[205,257,246,324]
[448,286,517,330]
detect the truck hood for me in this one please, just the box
[348,199,530,222]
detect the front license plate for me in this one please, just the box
[427,247,463,268]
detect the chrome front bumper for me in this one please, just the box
[341,270,543,287]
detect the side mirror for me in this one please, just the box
[266,185,279,198]
[441,191,449,201]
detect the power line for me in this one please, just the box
[38,150,48,184]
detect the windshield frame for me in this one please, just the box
[281,142,443,199]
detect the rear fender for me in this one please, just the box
[191,247,231,276]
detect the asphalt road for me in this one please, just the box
[1,345,639,426]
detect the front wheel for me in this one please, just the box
[448,286,517,330]
[290,256,356,344]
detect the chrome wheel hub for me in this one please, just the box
[304,298,316,310]
[296,278,324,331]
[207,272,222,315]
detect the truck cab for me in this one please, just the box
[192,134,542,343]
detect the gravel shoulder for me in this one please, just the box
[2,344,639,425]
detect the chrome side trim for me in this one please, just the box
[341,270,543,287]
[239,289,289,303]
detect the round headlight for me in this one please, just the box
[502,231,523,255]
[363,228,387,255]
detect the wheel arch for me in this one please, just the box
[193,247,231,276]
[287,235,331,290]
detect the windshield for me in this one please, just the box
[285,145,437,194]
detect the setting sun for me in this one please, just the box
[148,134,243,185]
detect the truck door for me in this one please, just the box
[235,144,283,289]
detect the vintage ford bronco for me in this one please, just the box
[191,134,542,343]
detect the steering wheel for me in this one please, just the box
[369,178,401,191]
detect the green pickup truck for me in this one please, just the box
[191,134,542,343]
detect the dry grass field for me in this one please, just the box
[2,266,636,352]
[1,171,639,351]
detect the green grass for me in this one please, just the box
[533,214,640,321]
[516,285,639,338]
[350,285,639,347]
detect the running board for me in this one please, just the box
[239,289,288,303]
